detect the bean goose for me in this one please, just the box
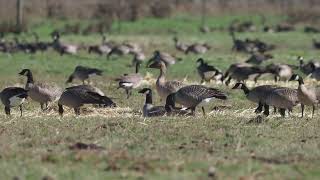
[58,85,116,116]
[166,85,227,116]
[115,62,143,98]
[196,58,222,83]
[19,69,62,111]
[147,50,177,67]
[0,87,28,116]
[173,37,188,53]
[148,61,184,101]
[66,66,103,84]
[138,88,166,117]
[264,87,299,117]
[289,74,320,117]
[232,83,277,113]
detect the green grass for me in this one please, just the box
[1,15,320,179]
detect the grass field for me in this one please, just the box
[1,15,320,179]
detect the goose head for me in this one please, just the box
[138,88,152,94]
[196,58,204,66]
[231,82,245,90]
[19,69,32,76]
[289,74,304,84]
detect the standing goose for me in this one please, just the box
[66,66,103,84]
[138,88,166,117]
[58,85,116,116]
[130,51,146,67]
[115,62,143,99]
[196,58,222,83]
[289,74,320,117]
[19,69,62,111]
[148,61,184,101]
[232,83,277,113]
[264,87,299,117]
[0,87,28,117]
[166,85,227,116]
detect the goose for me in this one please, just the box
[138,88,166,117]
[166,85,227,116]
[265,63,294,82]
[224,66,265,86]
[245,52,273,65]
[147,50,177,67]
[185,43,211,54]
[196,58,222,83]
[58,85,116,116]
[304,26,320,33]
[0,87,28,117]
[297,56,320,75]
[66,66,103,84]
[130,51,146,67]
[264,87,299,117]
[289,74,320,117]
[88,35,113,56]
[51,32,78,55]
[232,83,277,114]
[313,39,320,49]
[115,62,143,98]
[148,61,184,101]
[173,37,188,53]
[107,43,131,59]
[19,69,62,111]
[32,32,49,52]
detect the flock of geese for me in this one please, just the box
[1,25,320,118]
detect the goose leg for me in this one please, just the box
[255,102,263,113]
[312,105,315,118]
[40,103,45,111]
[301,104,304,118]
[263,104,269,116]
[125,89,130,99]
[279,108,286,117]
[74,107,80,116]
[19,105,23,117]
[273,106,277,114]
[191,107,196,116]
[201,107,206,117]
[58,104,64,117]
[4,106,10,116]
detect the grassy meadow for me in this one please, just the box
[1,15,320,179]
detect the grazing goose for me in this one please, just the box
[173,37,188,53]
[297,56,320,75]
[58,85,116,116]
[138,88,166,117]
[19,69,62,111]
[245,52,273,65]
[312,39,320,49]
[232,83,277,114]
[265,63,294,82]
[196,58,222,83]
[0,87,28,117]
[88,35,113,55]
[66,66,103,84]
[224,66,265,86]
[166,85,227,116]
[148,61,184,101]
[185,43,211,54]
[107,43,131,59]
[264,87,299,117]
[289,74,320,117]
[130,51,146,67]
[115,62,143,98]
[147,50,177,67]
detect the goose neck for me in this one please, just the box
[241,85,250,95]
[145,91,153,104]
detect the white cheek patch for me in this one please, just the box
[121,82,133,87]
[9,96,25,106]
